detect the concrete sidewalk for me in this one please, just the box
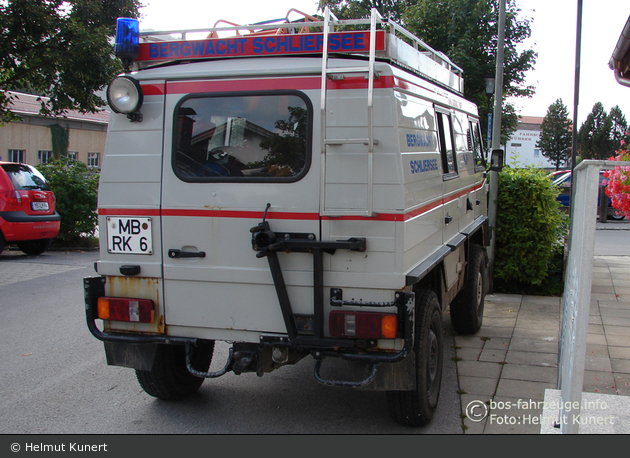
[455,255,630,434]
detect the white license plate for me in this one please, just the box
[107,217,153,254]
[31,201,49,211]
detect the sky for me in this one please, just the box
[137,0,630,127]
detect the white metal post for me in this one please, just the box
[558,160,630,433]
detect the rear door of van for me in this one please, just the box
[160,76,319,340]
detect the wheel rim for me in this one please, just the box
[427,327,438,390]
[476,271,483,315]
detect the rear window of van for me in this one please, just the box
[173,91,312,182]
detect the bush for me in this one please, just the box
[37,158,99,244]
[493,166,568,295]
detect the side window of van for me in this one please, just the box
[173,92,311,182]
[468,120,486,171]
[436,111,457,176]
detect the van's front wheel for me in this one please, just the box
[387,290,443,427]
[136,342,214,401]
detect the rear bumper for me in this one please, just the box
[83,275,415,364]
[0,211,60,241]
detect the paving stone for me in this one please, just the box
[606,334,630,347]
[504,350,558,367]
[458,376,498,397]
[482,317,517,327]
[501,364,558,384]
[474,326,513,339]
[611,359,630,374]
[588,324,605,335]
[614,374,630,395]
[605,325,630,337]
[599,300,630,310]
[454,346,481,361]
[513,311,560,323]
[508,337,559,354]
[582,371,618,395]
[482,337,511,350]
[495,378,555,401]
[600,308,630,318]
[602,315,630,327]
[591,293,621,302]
[584,353,613,372]
[514,318,560,333]
[609,346,630,360]
[483,307,520,319]
[592,284,615,294]
[512,327,559,340]
[485,294,522,305]
[478,348,507,363]
[587,333,608,346]
[457,360,503,379]
[454,335,485,349]
[521,296,561,307]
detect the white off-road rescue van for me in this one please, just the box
[85,8,489,427]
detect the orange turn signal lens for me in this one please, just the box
[381,315,398,339]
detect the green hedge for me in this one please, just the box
[37,158,99,244]
[493,166,568,295]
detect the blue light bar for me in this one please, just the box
[114,17,140,61]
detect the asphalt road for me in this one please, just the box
[595,219,630,256]
[0,249,463,434]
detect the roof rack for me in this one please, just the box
[136,7,464,95]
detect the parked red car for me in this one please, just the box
[0,162,60,255]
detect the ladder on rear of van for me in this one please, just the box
[319,8,379,218]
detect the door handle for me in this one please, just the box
[168,249,206,258]
[444,215,453,225]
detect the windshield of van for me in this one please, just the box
[1,163,51,191]
[173,92,311,181]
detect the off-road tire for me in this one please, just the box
[136,342,214,401]
[387,289,443,427]
[450,244,486,335]
[17,239,52,256]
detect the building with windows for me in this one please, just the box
[0,91,108,168]
[504,116,565,169]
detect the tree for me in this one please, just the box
[536,99,572,171]
[0,0,141,124]
[318,0,412,21]
[609,105,629,153]
[403,0,536,144]
[578,103,630,160]
[318,1,537,145]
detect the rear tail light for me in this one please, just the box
[329,311,398,339]
[0,190,22,205]
[97,297,154,323]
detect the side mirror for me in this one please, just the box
[490,149,504,172]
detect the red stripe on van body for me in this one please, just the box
[166,77,321,94]
[98,180,485,222]
[163,75,397,94]
[141,83,165,95]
